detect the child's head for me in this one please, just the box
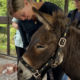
[74,0,80,11]
[8,0,34,20]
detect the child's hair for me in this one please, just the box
[8,0,30,16]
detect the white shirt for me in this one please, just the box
[12,18,23,48]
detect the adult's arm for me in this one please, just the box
[12,22,19,30]
[12,18,19,30]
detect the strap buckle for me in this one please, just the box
[58,38,66,47]
[33,70,41,78]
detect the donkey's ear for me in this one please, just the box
[32,7,53,30]
[71,19,77,27]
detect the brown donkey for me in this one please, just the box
[18,8,80,80]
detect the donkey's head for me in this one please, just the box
[18,8,71,80]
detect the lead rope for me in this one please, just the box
[48,69,54,80]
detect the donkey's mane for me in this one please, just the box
[52,10,67,20]
[50,10,68,30]
[52,10,80,35]
[70,26,80,34]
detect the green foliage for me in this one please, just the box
[0,33,7,54]
[0,26,7,35]
[68,0,75,12]
[0,0,7,16]
[0,24,16,55]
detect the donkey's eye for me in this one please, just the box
[37,45,45,48]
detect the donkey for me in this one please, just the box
[18,8,80,80]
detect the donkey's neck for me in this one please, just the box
[62,26,80,57]
[61,26,80,79]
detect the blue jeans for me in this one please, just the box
[62,73,68,80]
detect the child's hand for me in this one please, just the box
[6,64,17,74]
[0,63,17,75]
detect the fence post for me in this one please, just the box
[64,0,69,13]
[7,0,10,55]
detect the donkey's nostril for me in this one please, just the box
[20,70,23,73]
